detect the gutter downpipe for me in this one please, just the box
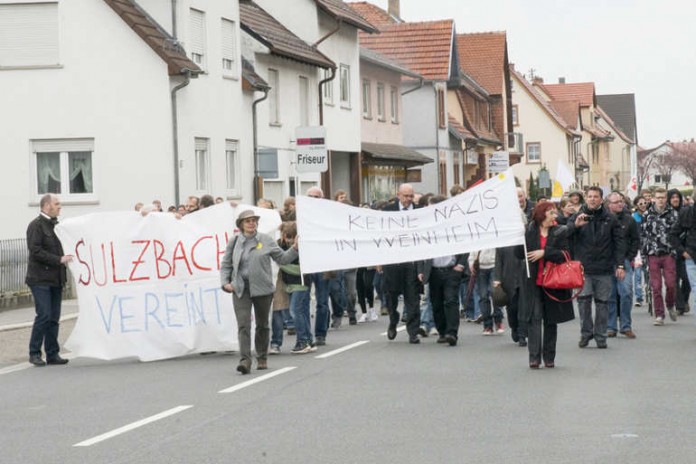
[171,0,178,37]
[171,71,191,206]
[252,88,270,204]
[314,19,341,196]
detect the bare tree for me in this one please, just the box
[671,140,696,187]
[636,149,657,192]
[655,153,681,189]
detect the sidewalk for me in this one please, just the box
[0,299,79,332]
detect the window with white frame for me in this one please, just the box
[190,9,206,70]
[221,18,236,77]
[362,79,371,118]
[527,142,541,163]
[512,105,519,126]
[195,138,210,191]
[225,139,239,195]
[390,86,399,123]
[268,68,280,125]
[0,2,59,68]
[340,64,350,106]
[299,76,309,126]
[32,139,95,200]
[322,68,334,104]
[376,83,385,121]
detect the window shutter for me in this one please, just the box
[0,3,59,67]
[221,19,235,63]
[189,9,205,63]
[33,139,94,152]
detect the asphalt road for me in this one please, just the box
[1,305,695,464]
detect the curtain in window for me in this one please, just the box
[69,151,93,193]
[36,152,61,193]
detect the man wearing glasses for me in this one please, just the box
[606,192,640,338]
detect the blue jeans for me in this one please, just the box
[684,259,696,310]
[608,260,634,332]
[373,272,387,307]
[420,285,434,330]
[289,290,312,344]
[311,273,330,338]
[282,308,295,330]
[633,265,643,303]
[329,272,348,319]
[271,310,285,347]
[477,268,503,329]
[29,285,63,358]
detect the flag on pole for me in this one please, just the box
[626,176,638,199]
[551,160,575,200]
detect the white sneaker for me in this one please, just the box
[367,309,379,322]
[269,344,280,355]
[357,313,368,323]
[653,316,664,326]
[667,307,678,322]
[429,327,439,336]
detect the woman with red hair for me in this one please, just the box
[516,201,575,369]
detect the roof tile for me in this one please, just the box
[456,32,507,95]
[315,0,379,33]
[539,82,596,107]
[348,2,398,31]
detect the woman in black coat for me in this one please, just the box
[516,202,575,369]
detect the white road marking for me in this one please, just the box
[380,325,407,336]
[315,341,370,359]
[218,367,296,394]
[0,353,76,376]
[73,405,193,447]
[611,433,639,439]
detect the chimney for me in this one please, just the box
[388,0,401,20]
[559,77,566,84]
[532,76,544,85]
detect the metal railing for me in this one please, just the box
[0,239,29,297]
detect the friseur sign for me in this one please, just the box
[295,126,328,173]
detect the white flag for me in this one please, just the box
[552,160,576,200]
[626,176,638,199]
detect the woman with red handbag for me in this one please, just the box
[516,202,576,369]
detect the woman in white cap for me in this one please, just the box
[220,209,299,374]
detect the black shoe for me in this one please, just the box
[578,336,593,348]
[417,326,427,337]
[511,329,519,343]
[29,355,46,367]
[236,359,251,375]
[518,337,527,347]
[409,336,420,344]
[436,335,448,344]
[46,355,68,365]
[349,317,357,326]
[445,334,457,346]
[596,340,608,349]
[387,325,397,340]
[607,331,617,338]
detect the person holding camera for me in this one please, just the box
[566,186,626,349]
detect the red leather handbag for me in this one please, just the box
[542,251,585,290]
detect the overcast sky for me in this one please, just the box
[370,0,694,148]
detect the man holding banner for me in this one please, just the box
[381,184,423,344]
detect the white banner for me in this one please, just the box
[296,170,525,274]
[55,203,281,362]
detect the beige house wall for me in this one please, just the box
[360,61,405,144]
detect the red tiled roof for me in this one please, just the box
[539,82,596,107]
[240,0,335,69]
[510,66,579,135]
[348,2,398,31]
[456,32,507,95]
[549,100,580,131]
[103,0,201,76]
[315,0,378,33]
[448,114,475,141]
[360,19,454,81]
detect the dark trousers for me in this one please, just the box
[233,290,273,362]
[506,288,527,339]
[528,318,558,365]
[676,257,691,311]
[429,267,461,338]
[356,267,375,313]
[29,285,63,358]
[386,265,421,337]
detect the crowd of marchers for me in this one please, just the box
[27,183,695,373]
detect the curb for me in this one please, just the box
[0,313,79,333]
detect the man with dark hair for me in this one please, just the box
[567,186,626,348]
[186,195,200,214]
[642,187,679,325]
[668,189,690,314]
[26,194,74,366]
[199,194,215,209]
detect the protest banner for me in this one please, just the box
[296,170,525,274]
[55,203,281,362]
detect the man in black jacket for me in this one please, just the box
[669,199,696,316]
[606,192,640,338]
[26,194,73,366]
[379,183,422,344]
[567,186,626,349]
[668,189,691,314]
